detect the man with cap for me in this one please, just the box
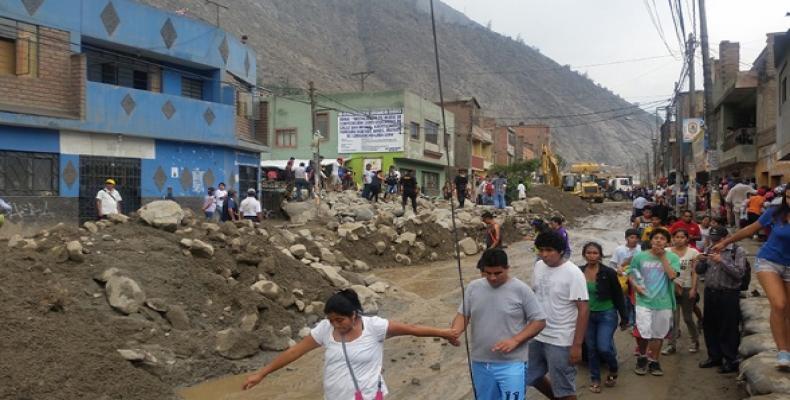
[239,188,262,222]
[96,178,122,219]
[696,226,747,373]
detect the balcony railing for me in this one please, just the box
[723,127,756,151]
[719,144,757,167]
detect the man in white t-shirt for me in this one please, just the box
[724,179,756,227]
[517,180,527,200]
[527,231,589,400]
[329,158,342,191]
[214,182,228,215]
[95,178,122,219]
[239,188,262,222]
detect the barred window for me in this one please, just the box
[0,150,59,196]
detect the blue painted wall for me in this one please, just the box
[142,140,259,198]
[162,70,182,96]
[0,0,256,85]
[60,154,80,197]
[0,125,59,153]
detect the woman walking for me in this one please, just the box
[662,229,701,355]
[202,187,217,219]
[242,289,460,398]
[712,185,790,368]
[580,242,628,393]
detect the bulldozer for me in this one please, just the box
[566,163,605,203]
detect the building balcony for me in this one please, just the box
[719,144,757,167]
[714,70,757,107]
[471,155,484,170]
[472,125,493,144]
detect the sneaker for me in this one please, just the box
[778,351,790,369]
[688,341,700,353]
[648,361,664,376]
[634,357,648,375]
[661,345,676,355]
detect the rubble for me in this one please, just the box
[138,200,185,231]
[105,275,146,315]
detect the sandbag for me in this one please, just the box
[744,317,772,336]
[739,351,790,396]
[740,297,770,322]
[740,334,777,359]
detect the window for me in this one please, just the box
[316,113,329,139]
[132,70,149,90]
[275,128,297,148]
[182,77,204,100]
[236,91,252,117]
[424,120,439,144]
[0,151,58,196]
[100,63,118,84]
[421,171,439,197]
[410,122,420,140]
[0,18,39,77]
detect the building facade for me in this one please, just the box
[442,98,493,177]
[266,89,454,196]
[492,125,516,166]
[773,30,790,164]
[0,0,264,234]
[510,123,550,162]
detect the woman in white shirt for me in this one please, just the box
[242,289,459,399]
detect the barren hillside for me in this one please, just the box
[144,0,656,166]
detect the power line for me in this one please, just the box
[457,54,675,76]
[489,99,669,121]
[644,0,678,58]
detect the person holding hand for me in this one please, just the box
[242,289,460,399]
[628,228,680,377]
[451,248,546,400]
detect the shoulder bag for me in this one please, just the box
[341,335,383,400]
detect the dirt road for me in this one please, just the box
[180,204,746,400]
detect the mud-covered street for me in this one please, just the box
[180,203,745,400]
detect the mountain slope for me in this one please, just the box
[143,0,656,166]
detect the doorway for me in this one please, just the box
[79,156,141,223]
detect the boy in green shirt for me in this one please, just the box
[628,228,680,377]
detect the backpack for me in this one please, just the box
[485,182,494,196]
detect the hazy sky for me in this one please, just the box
[442,0,789,112]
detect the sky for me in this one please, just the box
[442,0,789,113]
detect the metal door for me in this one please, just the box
[79,156,141,223]
[238,165,259,193]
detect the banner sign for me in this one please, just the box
[338,110,404,153]
[683,118,703,143]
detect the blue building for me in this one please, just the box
[0,0,266,232]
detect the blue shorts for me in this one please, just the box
[526,341,576,398]
[471,361,527,400]
[755,258,790,282]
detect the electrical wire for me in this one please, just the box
[456,54,674,76]
[428,1,477,398]
[644,0,678,58]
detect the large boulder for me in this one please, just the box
[354,207,375,221]
[289,244,307,258]
[250,280,281,299]
[105,276,145,315]
[397,232,417,246]
[282,201,315,224]
[310,263,350,287]
[66,241,85,262]
[458,237,479,256]
[215,328,260,359]
[259,325,293,351]
[190,239,214,258]
[138,201,184,231]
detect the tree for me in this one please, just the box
[489,159,540,201]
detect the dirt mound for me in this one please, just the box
[525,184,596,225]
[0,219,337,400]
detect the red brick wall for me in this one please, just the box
[0,27,80,118]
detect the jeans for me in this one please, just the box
[669,287,699,347]
[585,309,619,382]
[295,178,308,200]
[493,192,506,209]
[471,361,527,400]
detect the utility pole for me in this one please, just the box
[687,34,697,213]
[698,0,716,174]
[205,0,228,27]
[645,152,651,187]
[350,71,375,91]
[308,81,320,204]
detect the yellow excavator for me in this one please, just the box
[540,144,561,187]
[568,163,605,203]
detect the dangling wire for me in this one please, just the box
[428,1,477,398]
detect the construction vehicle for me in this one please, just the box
[567,163,605,203]
[606,176,634,201]
[540,144,561,188]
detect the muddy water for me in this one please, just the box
[180,205,744,400]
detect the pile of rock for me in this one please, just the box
[739,296,790,397]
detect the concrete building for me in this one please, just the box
[265,89,454,196]
[510,123,550,161]
[657,91,703,184]
[773,30,790,164]
[0,0,264,233]
[442,98,493,178]
[492,125,515,166]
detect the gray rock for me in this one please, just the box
[260,325,292,351]
[117,348,146,361]
[374,241,387,255]
[251,280,280,299]
[353,259,371,272]
[220,221,240,237]
[145,298,169,313]
[398,232,417,246]
[179,238,193,248]
[282,201,316,224]
[190,239,214,258]
[106,276,145,315]
[240,313,259,332]
[8,234,24,249]
[310,263,349,287]
[65,241,85,262]
[83,221,99,234]
[378,225,398,242]
[165,305,191,330]
[289,244,307,258]
[320,247,337,264]
[395,253,412,265]
[107,213,130,224]
[354,207,375,221]
[458,237,479,256]
[138,200,184,231]
[215,328,260,359]
[368,281,389,294]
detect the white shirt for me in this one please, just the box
[215,189,228,208]
[633,196,648,210]
[331,161,340,176]
[609,244,641,270]
[517,183,527,199]
[96,188,122,216]
[363,170,375,184]
[239,197,261,217]
[725,183,756,206]
[294,166,307,180]
[532,260,589,346]
[669,246,700,288]
[311,316,390,400]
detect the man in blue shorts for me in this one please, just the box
[451,248,546,399]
